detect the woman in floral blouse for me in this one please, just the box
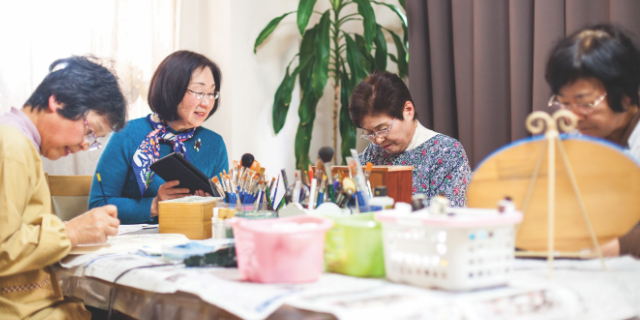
[349,71,472,207]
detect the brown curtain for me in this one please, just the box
[406,0,640,168]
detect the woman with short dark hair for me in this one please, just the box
[350,71,472,207]
[545,24,640,257]
[89,51,229,224]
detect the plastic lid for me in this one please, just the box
[373,186,387,197]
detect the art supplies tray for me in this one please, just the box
[161,239,234,261]
[376,208,522,291]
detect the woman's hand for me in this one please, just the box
[65,205,120,247]
[600,238,621,257]
[194,190,211,197]
[150,180,191,217]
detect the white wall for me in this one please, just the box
[0,0,404,178]
[179,0,404,180]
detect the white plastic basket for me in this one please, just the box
[376,208,522,291]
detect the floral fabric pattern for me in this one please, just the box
[359,134,472,207]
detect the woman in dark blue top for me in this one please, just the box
[89,51,228,224]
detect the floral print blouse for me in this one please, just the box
[358,134,472,207]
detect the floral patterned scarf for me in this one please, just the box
[132,113,195,196]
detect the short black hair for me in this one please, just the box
[349,71,416,128]
[545,24,640,113]
[148,51,222,121]
[24,56,127,131]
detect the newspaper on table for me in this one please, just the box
[58,231,640,320]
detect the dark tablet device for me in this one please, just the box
[149,152,219,197]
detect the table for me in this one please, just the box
[53,230,640,320]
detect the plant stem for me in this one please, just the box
[331,5,343,163]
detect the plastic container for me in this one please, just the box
[369,196,394,211]
[376,208,522,291]
[226,215,334,283]
[223,204,277,238]
[324,213,385,277]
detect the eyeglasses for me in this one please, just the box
[360,118,395,141]
[83,117,102,151]
[547,93,607,115]
[187,89,219,101]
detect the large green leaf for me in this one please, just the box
[355,34,374,73]
[353,0,376,51]
[344,33,368,89]
[311,10,331,99]
[372,1,408,46]
[387,29,408,78]
[297,0,318,35]
[295,31,319,169]
[295,90,319,169]
[272,65,300,134]
[254,11,294,54]
[339,62,357,165]
[299,25,318,92]
[398,0,405,11]
[373,24,387,71]
[298,58,316,123]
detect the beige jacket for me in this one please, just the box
[0,125,88,319]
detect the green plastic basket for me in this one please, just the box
[324,213,385,277]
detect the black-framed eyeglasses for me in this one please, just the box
[83,117,102,151]
[187,89,219,101]
[360,118,395,141]
[547,93,607,115]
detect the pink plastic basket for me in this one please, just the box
[226,215,333,283]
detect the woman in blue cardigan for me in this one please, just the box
[89,51,228,224]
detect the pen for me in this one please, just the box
[96,173,108,205]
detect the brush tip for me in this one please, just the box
[318,146,334,162]
[241,153,255,168]
[250,160,260,171]
[96,173,101,181]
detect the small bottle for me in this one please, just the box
[369,186,394,211]
[428,193,449,216]
[216,218,226,239]
[411,194,428,212]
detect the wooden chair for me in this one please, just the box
[45,173,93,221]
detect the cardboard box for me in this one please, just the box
[330,165,414,204]
[158,196,223,239]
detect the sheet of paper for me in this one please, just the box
[68,233,188,255]
[117,224,158,235]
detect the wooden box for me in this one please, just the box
[158,197,223,239]
[330,165,414,204]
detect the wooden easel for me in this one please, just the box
[520,110,605,276]
[467,110,640,278]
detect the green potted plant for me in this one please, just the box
[254,0,408,167]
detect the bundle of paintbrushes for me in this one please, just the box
[211,153,280,210]
[275,147,375,213]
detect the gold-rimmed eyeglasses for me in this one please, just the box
[187,89,219,101]
[360,118,395,141]
[83,117,102,151]
[547,93,607,115]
